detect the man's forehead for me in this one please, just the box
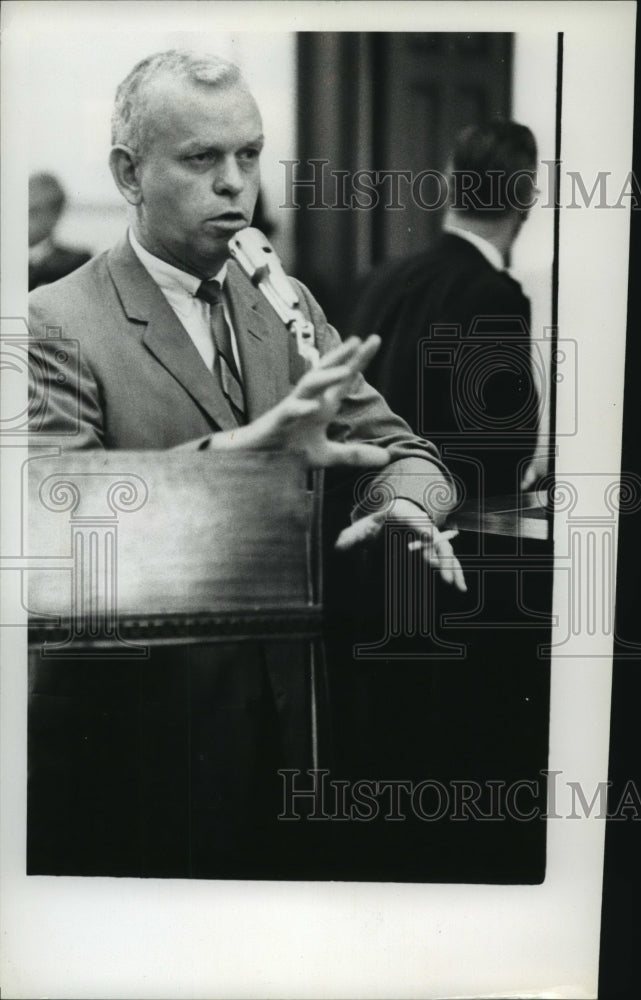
[143,73,261,133]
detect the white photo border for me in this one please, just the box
[1,2,636,997]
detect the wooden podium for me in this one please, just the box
[27,450,322,646]
[26,451,325,879]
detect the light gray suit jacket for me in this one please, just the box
[28,235,455,517]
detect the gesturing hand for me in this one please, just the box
[208,335,390,469]
[335,497,467,592]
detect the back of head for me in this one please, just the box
[29,172,66,246]
[111,49,244,155]
[29,172,66,211]
[449,120,538,217]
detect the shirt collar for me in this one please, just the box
[442,221,504,272]
[128,228,228,296]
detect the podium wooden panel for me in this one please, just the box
[26,451,326,879]
[26,450,322,648]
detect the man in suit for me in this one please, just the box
[28,172,92,290]
[29,51,464,539]
[27,49,464,879]
[354,121,540,502]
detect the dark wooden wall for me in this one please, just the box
[295,32,513,327]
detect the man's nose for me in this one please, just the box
[213,155,244,197]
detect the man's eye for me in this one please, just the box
[238,148,260,163]
[188,152,215,164]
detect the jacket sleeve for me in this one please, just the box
[293,279,458,526]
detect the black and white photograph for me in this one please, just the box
[1,1,639,997]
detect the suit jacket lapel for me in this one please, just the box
[225,262,292,420]
[107,237,239,431]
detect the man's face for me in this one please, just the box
[134,75,263,276]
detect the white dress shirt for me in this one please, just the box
[442,221,504,272]
[128,229,242,374]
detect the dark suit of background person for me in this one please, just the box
[331,123,549,883]
[28,172,91,290]
[353,121,540,502]
[26,51,460,879]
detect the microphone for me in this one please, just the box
[228,227,320,370]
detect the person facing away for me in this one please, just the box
[353,120,541,503]
[28,172,92,290]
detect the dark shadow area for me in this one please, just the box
[598,11,641,995]
[319,475,551,884]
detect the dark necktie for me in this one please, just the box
[195,280,246,425]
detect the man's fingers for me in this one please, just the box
[336,508,468,592]
[281,397,322,418]
[432,537,467,592]
[320,335,382,406]
[441,553,467,592]
[451,557,467,593]
[207,336,385,471]
[295,364,353,400]
[316,335,380,375]
[436,539,456,583]
[337,335,381,386]
[315,336,363,371]
[408,530,467,593]
[407,528,458,551]
[315,337,358,367]
[334,510,387,550]
[293,335,382,410]
[352,334,381,372]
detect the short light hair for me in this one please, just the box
[111,49,243,154]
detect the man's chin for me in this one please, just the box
[187,234,233,274]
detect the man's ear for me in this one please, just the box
[109,145,143,206]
